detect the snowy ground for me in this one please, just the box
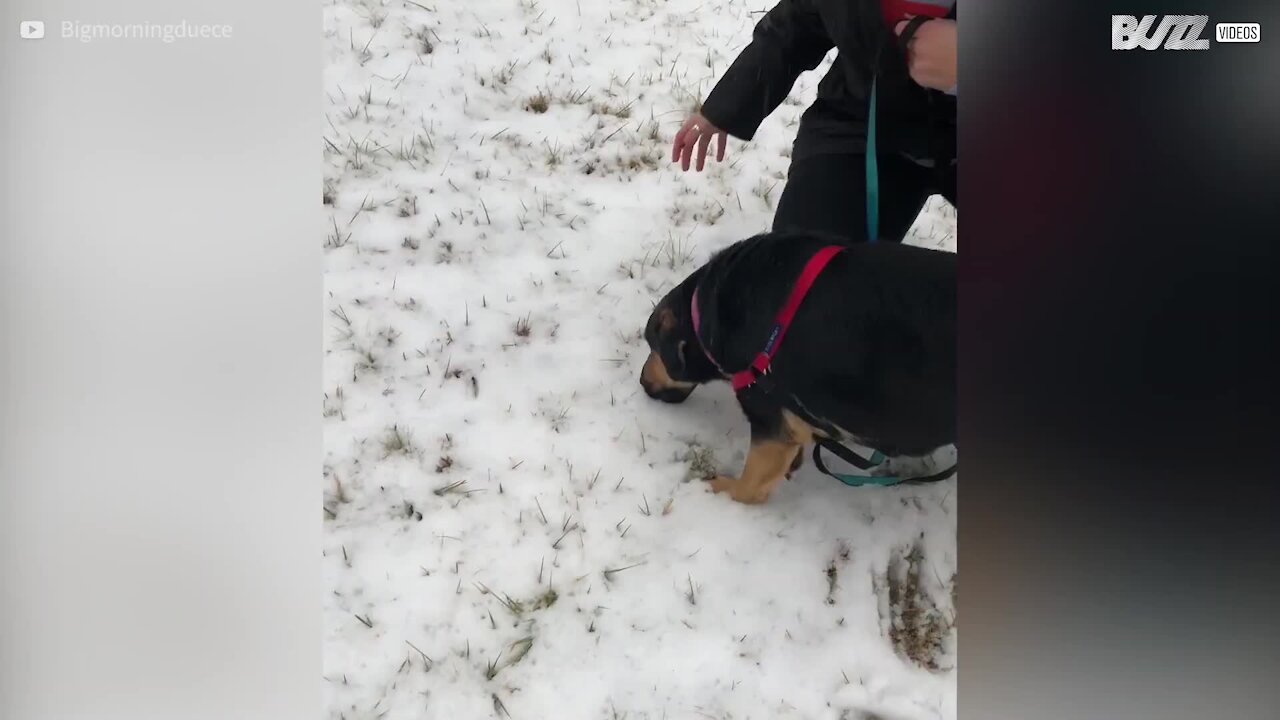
[322,1,957,719]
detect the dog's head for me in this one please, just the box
[639,276,720,403]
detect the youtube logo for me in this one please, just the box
[20,20,45,39]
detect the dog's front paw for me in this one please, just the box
[706,475,737,494]
[706,475,769,504]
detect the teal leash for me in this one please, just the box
[866,14,936,245]
[865,76,880,244]
[836,473,902,487]
[830,16,958,488]
[812,438,957,487]
[822,448,958,487]
[832,463,958,487]
[833,450,899,487]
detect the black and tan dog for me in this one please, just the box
[640,232,955,504]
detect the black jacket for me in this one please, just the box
[700,0,956,166]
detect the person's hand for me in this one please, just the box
[895,18,956,92]
[671,112,728,172]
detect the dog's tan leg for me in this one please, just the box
[781,410,814,480]
[710,409,817,503]
[785,444,804,479]
[710,439,801,504]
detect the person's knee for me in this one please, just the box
[771,157,866,241]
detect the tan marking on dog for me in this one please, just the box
[780,411,823,480]
[786,445,804,479]
[787,406,878,450]
[656,307,676,332]
[711,410,824,501]
[709,439,801,504]
[641,351,693,392]
[782,409,820,443]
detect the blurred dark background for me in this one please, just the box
[961,2,1280,718]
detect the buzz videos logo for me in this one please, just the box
[1112,15,1261,49]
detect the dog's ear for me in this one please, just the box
[658,339,687,378]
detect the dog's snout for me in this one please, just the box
[640,351,695,403]
[641,377,694,404]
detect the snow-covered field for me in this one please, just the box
[322,1,957,718]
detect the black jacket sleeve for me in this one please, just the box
[700,0,834,141]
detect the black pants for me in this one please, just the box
[772,152,956,243]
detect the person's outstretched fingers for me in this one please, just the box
[716,130,727,163]
[695,129,712,171]
[671,117,693,163]
[680,124,699,171]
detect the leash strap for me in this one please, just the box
[812,438,957,487]
[896,15,934,47]
[690,287,729,376]
[866,14,935,244]
[865,78,879,243]
[731,245,846,391]
[814,437,885,470]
